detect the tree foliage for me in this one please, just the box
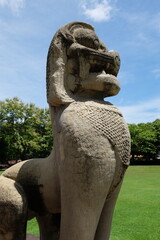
[0,98,53,163]
[128,119,160,161]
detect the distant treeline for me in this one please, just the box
[0,97,53,163]
[0,98,160,165]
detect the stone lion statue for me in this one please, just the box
[0,22,130,240]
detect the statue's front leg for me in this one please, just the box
[58,130,117,240]
[0,176,27,240]
[94,181,123,240]
[93,153,127,240]
[36,213,60,240]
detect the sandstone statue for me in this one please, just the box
[0,22,130,240]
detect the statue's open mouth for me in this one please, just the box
[67,44,121,96]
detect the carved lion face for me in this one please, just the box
[47,22,121,106]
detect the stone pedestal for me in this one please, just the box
[26,234,39,240]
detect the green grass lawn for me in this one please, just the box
[111,166,160,240]
[1,166,160,239]
[27,218,39,236]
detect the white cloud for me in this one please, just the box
[122,11,160,36]
[125,32,153,50]
[0,0,25,15]
[119,98,160,124]
[122,12,148,25]
[152,68,160,79]
[150,12,160,34]
[80,0,115,22]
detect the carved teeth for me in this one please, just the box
[68,44,120,77]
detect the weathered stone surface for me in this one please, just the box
[26,234,39,240]
[0,22,130,240]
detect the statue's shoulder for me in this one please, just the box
[68,100,123,117]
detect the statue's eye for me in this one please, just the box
[76,37,100,50]
[74,29,100,50]
[93,39,100,49]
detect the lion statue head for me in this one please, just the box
[47,22,121,106]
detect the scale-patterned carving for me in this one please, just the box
[73,102,130,166]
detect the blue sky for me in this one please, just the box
[0,0,160,123]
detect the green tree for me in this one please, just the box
[136,122,157,159]
[0,97,53,163]
[152,119,160,153]
[128,119,160,162]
